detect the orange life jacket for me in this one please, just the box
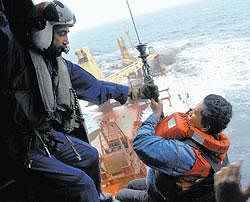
[155,112,230,191]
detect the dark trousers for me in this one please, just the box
[115,178,150,202]
[115,178,215,202]
[26,131,100,202]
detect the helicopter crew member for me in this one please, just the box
[0,0,159,201]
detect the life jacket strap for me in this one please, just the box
[181,139,229,172]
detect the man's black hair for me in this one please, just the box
[201,94,232,135]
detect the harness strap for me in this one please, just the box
[181,138,229,172]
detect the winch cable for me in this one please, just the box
[125,0,141,45]
[125,0,152,80]
[125,0,164,117]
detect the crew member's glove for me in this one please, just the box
[130,76,159,100]
[115,96,127,105]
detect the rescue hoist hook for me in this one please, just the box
[125,0,159,102]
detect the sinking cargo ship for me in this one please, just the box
[75,36,172,195]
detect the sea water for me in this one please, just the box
[65,0,250,187]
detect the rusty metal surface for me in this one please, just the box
[90,101,148,195]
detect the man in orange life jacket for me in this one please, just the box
[115,94,232,202]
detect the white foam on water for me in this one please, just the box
[154,37,250,103]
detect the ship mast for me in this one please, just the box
[123,23,134,50]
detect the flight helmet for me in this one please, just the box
[32,0,76,51]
